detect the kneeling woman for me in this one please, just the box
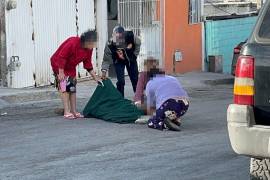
[145,70,189,130]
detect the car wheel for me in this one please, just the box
[250,158,270,180]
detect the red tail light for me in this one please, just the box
[233,56,254,105]
[234,47,241,54]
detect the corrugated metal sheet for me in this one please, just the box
[5,0,35,88]
[139,25,161,71]
[5,0,96,87]
[118,0,162,72]
[32,0,77,86]
[76,0,96,78]
[96,0,108,74]
[77,0,95,35]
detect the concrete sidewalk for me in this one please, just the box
[0,72,233,110]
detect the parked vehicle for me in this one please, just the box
[231,40,246,76]
[227,1,270,179]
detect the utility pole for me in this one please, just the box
[0,0,7,87]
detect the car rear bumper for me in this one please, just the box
[227,104,270,158]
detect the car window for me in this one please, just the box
[258,5,270,39]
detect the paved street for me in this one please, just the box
[0,0,259,178]
[0,81,249,180]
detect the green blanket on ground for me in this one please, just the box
[83,79,143,123]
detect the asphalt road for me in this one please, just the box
[0,84,249,180]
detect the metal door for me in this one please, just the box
[76,0,96,79]
[118,0,162,71]
[32,0,77,86]
[5,0,35,88]
[5,0,96,87]
[33,0,96,85]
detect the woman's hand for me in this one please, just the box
[134,101,141,106]
[89,70,104,85]
[89,70,98,81]
[116,49,125,60]
[101,70,107,80]
[127,43,133,49]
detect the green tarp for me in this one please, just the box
[83,79,143,123]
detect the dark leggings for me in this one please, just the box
[148,99,189,130]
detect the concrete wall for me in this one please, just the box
[204,3,257,17]
[164,0,202,74]
[205,16,257,73]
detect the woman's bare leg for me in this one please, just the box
[61,92,70,115]
[69,93,77,114]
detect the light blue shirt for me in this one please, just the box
[145,75,188,109]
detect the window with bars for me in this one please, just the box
[189,0,202,24]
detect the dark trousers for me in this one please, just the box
[114,61,139,96]
[148,99,189,130]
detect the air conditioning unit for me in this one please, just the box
[208,55,223,73]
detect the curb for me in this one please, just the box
[0,90,59,104]
[0,74,235,109]
[203,78,234,85]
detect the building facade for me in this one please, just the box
[0,0,107,88]
[118,0,203,74]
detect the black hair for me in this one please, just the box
[125,30,134,45]
[147,68,165,79]
[142,57,163,89]
[80,30,97,44]
[144,68,165,90]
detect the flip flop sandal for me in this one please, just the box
[172,118,181,126]
[164,118,181,131]
[64,113,76,119]
[74,112,84,118]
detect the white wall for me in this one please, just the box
[96,0,108,75]
[5,0,35,88]
[32,0,77,86]
[5,0,100,88]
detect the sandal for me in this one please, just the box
[164,118,181,131]
[172,118,182,126]
[64,113,76,119]
[73,112,84,118]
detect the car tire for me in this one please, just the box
[250,158,270,180]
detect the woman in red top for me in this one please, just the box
[51,30,98,119]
